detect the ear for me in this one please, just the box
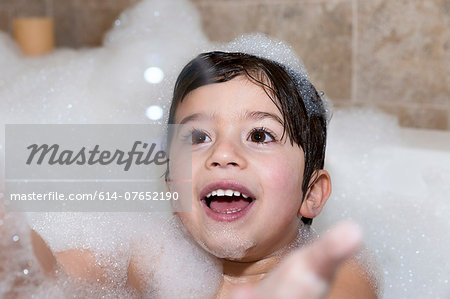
[299,169,332,219]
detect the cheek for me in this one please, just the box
[256,153,304,214]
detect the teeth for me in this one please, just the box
[204,188,251,199]
[225,208,242,214]
[211,208,243,214]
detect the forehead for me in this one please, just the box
[174,76,282,123]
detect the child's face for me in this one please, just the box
[173,76,306,261]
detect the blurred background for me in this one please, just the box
[0,0,449,131]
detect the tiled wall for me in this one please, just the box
[0,0,449,130]
[0,0,141,47]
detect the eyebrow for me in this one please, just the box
[244,111,284,126]
[178,111,283,125]
[179,113,211,125]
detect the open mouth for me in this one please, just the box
[203,189,253,214]
[199,182,256,222]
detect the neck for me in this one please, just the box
[222,255,281,284]
[215,252,286,298]
[215,226,313,298]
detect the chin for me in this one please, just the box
[191,226,257,260]
[176,211,258,260]
[199,238,256,260]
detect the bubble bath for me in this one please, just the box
[1,0,449,298]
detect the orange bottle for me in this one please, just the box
[12,0,55,57]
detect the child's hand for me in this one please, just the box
[231,221,363,299]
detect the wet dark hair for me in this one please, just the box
[168,51,328,225]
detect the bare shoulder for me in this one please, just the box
[31,229,57,274]
[31,229,110,282]
[32,228,119,283]
[327,256,379,299]
[55,248,103,279]
[126,252,146,293]
[126,245,160,295]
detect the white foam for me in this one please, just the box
[317,108,450,298]
[220,33,309,80]
[1,0,450,297]
[132,215,222,298]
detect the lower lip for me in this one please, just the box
[201,199,254,222]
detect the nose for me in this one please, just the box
[205,138,247,170]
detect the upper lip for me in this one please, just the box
[199,180,256,201]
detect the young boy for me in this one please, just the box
[162,51,377,298]
[33,51,377,298]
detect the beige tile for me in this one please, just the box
[190,0,340,3]
[448,109,450,130]
[0,7,13,34]
[74,0,119,9]
[194,3,250,42]
[356,0,450,107]
[71,0,138,47]
[53,0,78,47]
[74,7,123,47]
[125,0,142,7]
[53,0,137,47]
[13,0,50,17]
[330,98,355,109]
[375,102,448,130]
[74,0,137,10]
[195,0,353,101]
[398,106,448,130]
[0,0,16,7]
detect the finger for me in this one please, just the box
[300,221,363,281]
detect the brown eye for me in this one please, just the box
[248,128,275,143]
[192,130,211,144]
